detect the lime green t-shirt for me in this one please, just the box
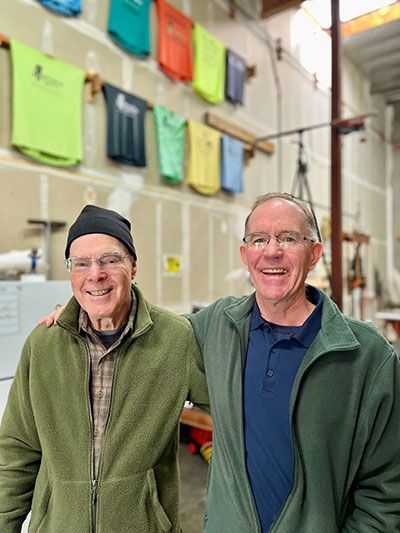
[192,24,226,104]
[153,105,186,183]
[11,39,85,167]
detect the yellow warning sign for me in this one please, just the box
[163,255,183,276]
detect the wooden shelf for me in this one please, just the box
[206,112,275,155]
[180,407,213,431]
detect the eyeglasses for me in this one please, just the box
[65,252,130,273]
[243,231,315,251]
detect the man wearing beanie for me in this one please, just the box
[0,205,209,532]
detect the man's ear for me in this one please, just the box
[309,242,324,271]
[131,261,137,280]
[240,245,250,272]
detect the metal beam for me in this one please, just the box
[341,3,400,37]
[331,0,343,310]
[260,0,302,19]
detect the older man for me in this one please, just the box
[35,194,400,532]
[0,205,208,532]
[189,193,400,532]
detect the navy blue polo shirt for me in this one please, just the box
[243,287,322,532]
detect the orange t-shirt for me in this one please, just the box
[156,0,193,81]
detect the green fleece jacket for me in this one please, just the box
[189,288,400,533]
[0,285,209,533]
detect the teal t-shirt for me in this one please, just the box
[108,0,151,56]
[153,105,186,183]
[10,39,85,167]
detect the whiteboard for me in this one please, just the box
[0,281,72,379]
[0,281,72,533]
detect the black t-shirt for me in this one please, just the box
[103,82,147,166]
[93,322,127,350]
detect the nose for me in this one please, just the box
[86,260,107,280]
[262,236,283,255]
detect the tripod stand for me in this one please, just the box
[291,131,314,204]
[290,131,333,296]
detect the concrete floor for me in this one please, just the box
[179,431,209,533]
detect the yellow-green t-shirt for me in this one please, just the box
[11,39,85,167]
[192,24,226,104]
[188,120,221,195]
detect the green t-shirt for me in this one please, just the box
[153,105,186,183]
[192,23,226,104]
[10,39,85,167]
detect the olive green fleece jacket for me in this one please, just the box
[189,288,400,533]
[0,284,209,533]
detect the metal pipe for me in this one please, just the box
[226,0,283,189]
[331,0,343,309]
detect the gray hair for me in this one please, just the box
[244,192,321,242]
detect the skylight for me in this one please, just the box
[302,0,397,28]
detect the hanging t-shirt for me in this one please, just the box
[225,48,246,105]
[153,105,186,183]
[188,120,221,195]
[220,135,244,194]
[10,39,85,167]
[108,0,151,57]
[103,83,147,167]
[36,0,81,16]
[156,0,193,81]
[192,23,226,104]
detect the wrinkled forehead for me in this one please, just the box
[69,233,129,256]
[248,198,307,231]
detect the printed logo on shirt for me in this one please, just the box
[32,64,64,91]
[162,115,180,131]
[228,54,246,72]
[115,93,139,117]
[124,0,143,8]
[166,21,185,43]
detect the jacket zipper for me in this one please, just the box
[58,318,139,533]
[92,479,98,532]
[89,347,120,532]
[85,342,97,533]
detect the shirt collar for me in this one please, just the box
[250,285,323,348]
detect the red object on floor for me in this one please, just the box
[188,442,198,454]
[190,427,212,445]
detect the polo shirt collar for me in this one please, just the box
[250,285,323,348]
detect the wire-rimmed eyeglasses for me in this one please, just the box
[243,231,315,251]
[65,252,130,273]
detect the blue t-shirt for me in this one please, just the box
[37,0,81,15]
[243,287,322,532]
[220,134,244,194]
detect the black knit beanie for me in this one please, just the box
[65,205,137,260]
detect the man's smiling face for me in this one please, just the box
[240,198,322,311]
[69,233,135,330]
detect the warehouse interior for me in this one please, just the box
[1,0,400,531]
